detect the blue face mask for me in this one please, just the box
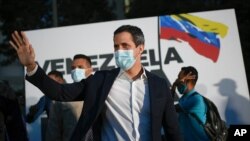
[71,68,86,82]
[177,83,187,94]
[114,50,136,71]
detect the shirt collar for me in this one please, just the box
[117,68,147,81]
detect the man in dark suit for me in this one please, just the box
[0,80,28,141]
[10,25,182,141]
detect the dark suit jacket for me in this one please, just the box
[26,66,182,141]
[0,81,28,141]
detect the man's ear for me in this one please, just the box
[138,44,144,54]
[89,68,93,72]
[86,68,93,76]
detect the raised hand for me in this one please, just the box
[9,31,36,71]
[179,72,196,82]
[171,72,196,92]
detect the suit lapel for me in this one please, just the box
[102,68,120,97]
[96,68,120,115]
[146,71,165,140]
[146,70,159,116]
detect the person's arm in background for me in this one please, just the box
[171,72,196,112]
[26,96,47,123]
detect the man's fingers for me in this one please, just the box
[14,31,24,45]
[21,31,30,46]
[11,32,21,47]
[182,74,196,81]
[186,72,196,78]
[9,40,18,51]
[187,75,196,80]
[29,44,35,56]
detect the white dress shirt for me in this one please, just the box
[101,69,151,141]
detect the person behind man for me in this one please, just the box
[10,25,182,141]
[0,80,28,141]
[45,54,93,141]
[25,70,65,123]
[171,66,209,141]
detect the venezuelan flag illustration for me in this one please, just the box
[160,14,228,62]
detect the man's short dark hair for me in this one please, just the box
[181,66,198,84]
[114,25,145,47]
[73,54,92,66]
[48,70,63,79]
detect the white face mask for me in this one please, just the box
[71,68,86,82]
[114,50,136,71]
